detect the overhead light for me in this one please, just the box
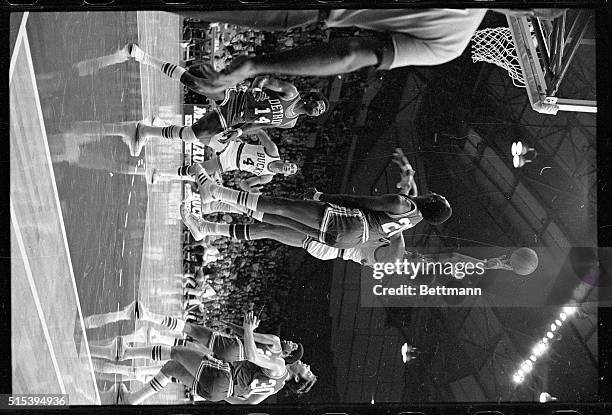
[550,323,557,331]
[539,392,557,403]
[513,374,524,383]
[559,312,567,321]
[563,306,577,316]
[530,355,537,362]
[546,331,554,339]
[555,319,562,326]
[542,337,549,344]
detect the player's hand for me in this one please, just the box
[251,88,269,102]
[392,148,415,174]
[243,311,260,331]
[302,187,319,200]
[218,128,243,145]
[200,56,255,96]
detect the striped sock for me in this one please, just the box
[150,345,172,361]
[160,62,187,81]
[177,165,192,178]
[161,126,183,141]
[149,372,171,392]
[228,224,252,240]
[161,316,186,333]
[213,186,260,211]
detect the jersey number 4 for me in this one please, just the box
[381,217,412,234]
[242,158,255,166]
[250,379,277,395]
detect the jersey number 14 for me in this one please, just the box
[254,107,271,124]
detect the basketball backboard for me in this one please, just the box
[506,11,596,115]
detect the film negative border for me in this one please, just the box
[0,0,608,12]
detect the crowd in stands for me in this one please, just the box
[178,19,371,338]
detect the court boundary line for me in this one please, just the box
[10,202,66,395]
[9,11,29,82]
[21,31,101,404]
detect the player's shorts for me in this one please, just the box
[215,88,246,129]
[209,332,245,362]
[192,354,234,402]
[319,204,368,249]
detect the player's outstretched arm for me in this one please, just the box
[233,37,385,79]
[221,320,281,347]
[318,193,414,215]
[252,76,299,100]
[252,130,279,156]
[243,313,286,374]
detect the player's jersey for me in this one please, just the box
[219,88,301,129]
[343,245,378,266]
[363,195,423,246]
[231,360,289,398]
[219,141,280,176]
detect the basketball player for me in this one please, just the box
[186,162,451,251]
[150,129,298,192]
[124,44,328,154]
[182,199,406,267]
[118,312,316,404]
[134,302,304,364]
[173,9,566,95]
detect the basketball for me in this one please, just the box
[510,248,539,275]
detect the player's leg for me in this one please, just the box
[137,302,216,349]
[194,165,326,230]
[68,120,137,139]
[128,44,225,101]
[120,360,195,405]
[176,10,318,31]
[138,110,223,146]
[89,326,147,346]
[181,204,320,242]
[84,300,137,329]
[93,359,163,380]
[148,327,209,353]
[73,43,132,77]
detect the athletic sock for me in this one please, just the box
[137,50,187,81]
[122,345,171,361]
[212,186,260,211]
[177,165,192,178]
[129,372,171,404]
[229,224,252,240]
[160,316,186,333]
[160,62,187,81]
[150,345,172,361]
[160,125,196,142]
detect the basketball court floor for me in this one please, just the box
[10,11,185,404]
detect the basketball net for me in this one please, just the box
[471,27,525,88]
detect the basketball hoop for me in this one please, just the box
[471,27,526,88]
